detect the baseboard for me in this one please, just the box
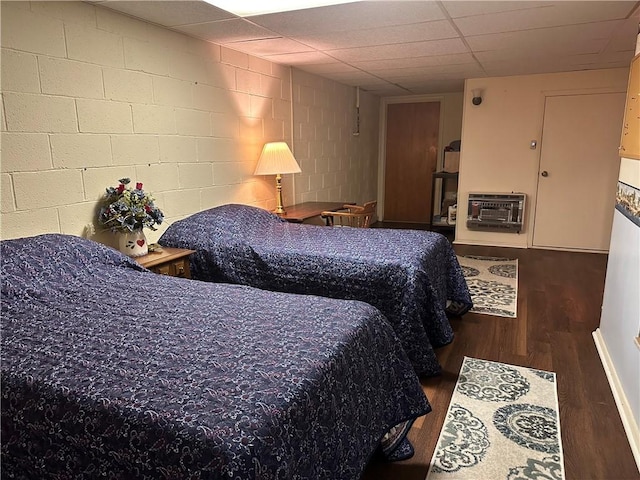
[452,239,527,248]
[452,240,608,254]
[593,328,640,472]
[532,245,608,254]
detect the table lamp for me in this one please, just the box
[254,141,301,215]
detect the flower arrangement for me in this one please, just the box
[98,178,164,233]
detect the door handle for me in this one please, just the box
[541,171,549,177]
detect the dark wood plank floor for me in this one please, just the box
[362,225,639,480]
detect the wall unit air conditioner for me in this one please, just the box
[467,193,526,233]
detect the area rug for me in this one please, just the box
[426,357,564,480]
[456,255,518,318]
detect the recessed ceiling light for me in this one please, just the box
[204,0,358,17]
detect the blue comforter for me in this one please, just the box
[1,234,430,479]
[160,204,472,376]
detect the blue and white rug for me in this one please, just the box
[426,357,565,480]
[457,255,518,318]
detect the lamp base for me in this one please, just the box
[274,173,286,215]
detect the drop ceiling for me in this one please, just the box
[93,0,640,96]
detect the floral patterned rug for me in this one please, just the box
[456,255,518,318]
[426,357,564,480]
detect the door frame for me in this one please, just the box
[378,94,446,221]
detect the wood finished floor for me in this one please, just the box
[362,224,639,480]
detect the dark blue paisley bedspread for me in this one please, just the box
[159,204,472,376]
[1,234,431,479]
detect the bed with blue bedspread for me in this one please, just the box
[1,234,430,479]
[160,204,472,377]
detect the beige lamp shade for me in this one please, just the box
[254,142,301,175]
[254,142,301,215]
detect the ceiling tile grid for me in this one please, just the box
[95,0,640,96]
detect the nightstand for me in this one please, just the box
[135,247,196,279]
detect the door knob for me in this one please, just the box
[541,171,549,177]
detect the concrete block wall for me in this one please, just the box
[291,69,378,206]
[1,1,379,244]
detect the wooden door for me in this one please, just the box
[532,93,626,251]
[384,101,440,222]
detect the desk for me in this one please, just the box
[279,202,350,223]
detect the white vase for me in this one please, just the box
[118,230,148,257]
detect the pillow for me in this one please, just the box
[160,204,286,247]
[1,234,143,297]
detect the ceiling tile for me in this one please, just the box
[263,51,340,66]
[467,21,622,54]
[327,38,469,63]
[478,52,633,76]
[351,53,478,71]
[378,63,486,81]
[398,78,466,94]
[324,71,388,85]
[362,83,412,95]
[441,1,555,18]
[566,51,637,65]
[96,0,640,97]
[246,1,446,36]
[228,38,315,57]
[605,18,640,52]
[294,20,459,50]
[474,43,610,66]
[481,61,579,77]
[100,0,234,27]
[176,18,278,44]
[452,1,636,36]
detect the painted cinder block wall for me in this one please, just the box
[292,69,379,206]
[0,1,379,244]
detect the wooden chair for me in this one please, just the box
[321,201,377,228]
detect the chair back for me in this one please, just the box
[321,201,377,228]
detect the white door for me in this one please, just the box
[532,93,625,251]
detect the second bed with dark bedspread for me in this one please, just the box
[160,204,473,376]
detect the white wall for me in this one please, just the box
[596,161,640,467]
[598,172,640,452]
[456,68,629,248]
[596,34,640,467]
[0,1,379,245]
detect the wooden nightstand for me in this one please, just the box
[135,247,196,279]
